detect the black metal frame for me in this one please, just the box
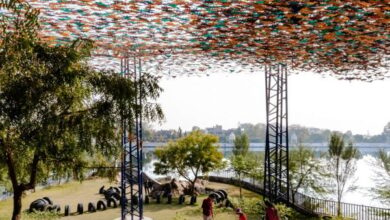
[264,64,290,203]
[120,56,144,220]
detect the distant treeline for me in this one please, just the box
[144,122,390,144]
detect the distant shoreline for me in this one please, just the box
[142,142,390,154]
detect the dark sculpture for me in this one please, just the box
[209,189,228,204]
[29,197,59,213]
[100,186,121,201]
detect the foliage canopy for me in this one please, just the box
[233,133,250,157]
[289,145,328,202]
[0,1,163,219]
[154,130,225,194]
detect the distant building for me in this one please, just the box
[383,123,390,143]
[290,132,298,146]
[228,132,236,143]
[205,125,223,137]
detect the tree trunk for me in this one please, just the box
[190,181,195,196]
[5,147,24,220]
[292,191,296,204]
[5,148,39,220]
[337,200,341,217]
[239,173,242,198]
[12,188,23,220]
[336,157,341,217]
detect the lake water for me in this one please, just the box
[143,142,390,156]
[342,155,389,208]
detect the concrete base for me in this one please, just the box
[114,216,153,220]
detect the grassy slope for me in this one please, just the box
[0,179,267,220]
[0,178,110,220]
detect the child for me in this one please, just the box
[236,208,248,220]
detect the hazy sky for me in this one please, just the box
[153,72,390,135]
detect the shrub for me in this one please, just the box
[229,197,264,216]
[228,198,296,219]
[275,203,293,219]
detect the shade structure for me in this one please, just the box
[1,0,388,79]
[1,0,389,219]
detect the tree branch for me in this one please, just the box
[22,152,39,191]
[177,169,192,182]
[194,166,200,182]
[5,146,18,189]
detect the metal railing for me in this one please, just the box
[208,170,390,220]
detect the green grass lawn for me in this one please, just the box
[0,178,263,220]
[0,178,111,220]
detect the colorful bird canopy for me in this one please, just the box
[0,0,389,80]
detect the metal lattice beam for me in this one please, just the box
[120,56,144,220]
[264,64,290,203]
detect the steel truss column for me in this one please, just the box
[120,55,144,220]
[264,64,290,203]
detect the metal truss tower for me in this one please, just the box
[263,64,290,203]
[120,56,144,220]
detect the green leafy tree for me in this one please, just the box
[231,153,261,198]
[0,2,163,219]
[233,133,249,156]
[241,152,264,183]
[372,149,390,204]
[231,133,262,198]
[289,145,328,203]
[327,132,360,216]
[154,131,225,195]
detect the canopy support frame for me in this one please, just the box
[120,55,144,220]
[264,64,290,203]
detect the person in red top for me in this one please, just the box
[202,194,216,220]
[235,208,248,220]
[264,200,280,220]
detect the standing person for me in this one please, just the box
[264,200,280,220]
[236,208,248,220]
[202,194,216,220]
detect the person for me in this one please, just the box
[264,200,280,220]
[202,194,215,220]
[236,208,247,220]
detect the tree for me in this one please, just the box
[231,153,261,198]
[0,2,163,219]
[231,132,253,198]
[154,131,224,195]
[372,149,390,204]
[326,132,360,216]
[289,145,328,203]
[178,127,183,138]
[245,153,264,182]
[233,133,249,157]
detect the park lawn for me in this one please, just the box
[0,178,261,220]
[0,178,111,220]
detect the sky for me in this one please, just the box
[153,71,390,135]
